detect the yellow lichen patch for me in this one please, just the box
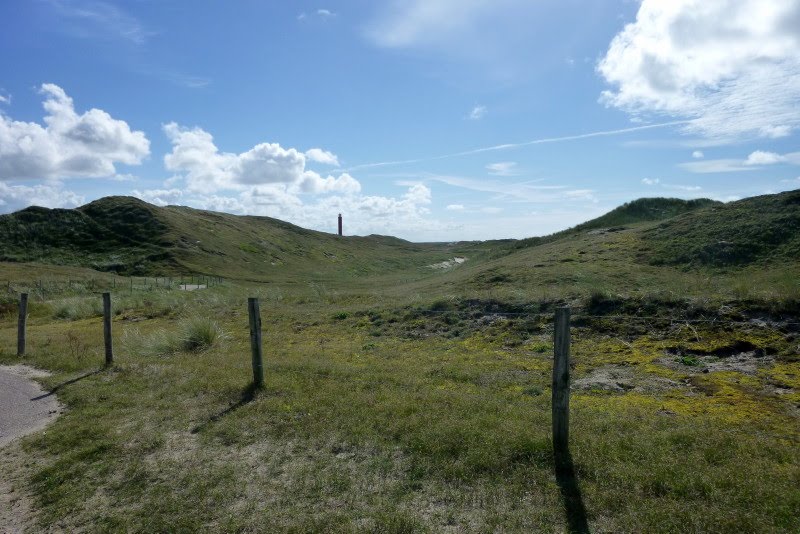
[674,328,785,354]
[760,362,800,403]
[573,378,797,434]
[642,362,684,380]
[573,334,675,370]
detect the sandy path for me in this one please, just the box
[0,365,61,448]
[0,365,62,533]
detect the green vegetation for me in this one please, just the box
[0,190,798,531]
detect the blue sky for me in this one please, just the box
[1,0,799,240]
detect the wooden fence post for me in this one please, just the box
[102,292,113,366]
[552,307,571,459]
[248,297,264,388]
[17,293,28,356]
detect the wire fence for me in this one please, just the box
[2,275,225,297]
[5,293,799,446]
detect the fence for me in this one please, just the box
[10,292,799,451]
[3,275,225,297]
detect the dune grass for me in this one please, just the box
[0,277,798,532]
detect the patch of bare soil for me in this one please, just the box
[572,365,681,393]
[657,342,775,375]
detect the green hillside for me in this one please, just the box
[644,190,800,266]
[0,192,798,290]
[0,196,468,280]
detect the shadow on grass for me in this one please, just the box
[30,368,105,400]
[191,383,259,434]
[555,449,590,534]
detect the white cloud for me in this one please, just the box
[486,161,518,176]
[692,150,704,159]
[759,125,792,139]
[297,172,361,195]
[664,184,702,192]
[305,148,340,166]
[0,92,9,104]
[0,84,149,181]
[298,9,336,21]
[468,105,487,120]
[0,182,85,212]
[680,150,800,173]
[132,183,439,239]
[131,188,184,206]
[446,204,465,211]
[642,177,660,185]
[598,0,800,140]
[745,150,785,165]
[163,122,352,194]
[153,124,447,239]
[679,159,755,173]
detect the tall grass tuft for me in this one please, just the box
[178,317,224,352]
[124,317,226,357]
[51,297,103,320]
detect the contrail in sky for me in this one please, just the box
[342,120,690,172]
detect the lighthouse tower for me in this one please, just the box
[337,213,343,236]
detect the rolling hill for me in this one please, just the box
[0,191,798,289]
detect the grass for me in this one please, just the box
[0,191,799,531]
[0,279,798,532]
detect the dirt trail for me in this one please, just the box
[0,365,62,533]
[0,365,61,448]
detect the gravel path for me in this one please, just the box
[0,365,61,448]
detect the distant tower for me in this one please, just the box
[338,213,343,236]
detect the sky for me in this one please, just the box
[1,0,799,241]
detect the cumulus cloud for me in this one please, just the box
[151,124,447,238]
[305,148,340,166]
[0,182,85,212]
[598,0,800,140]
[297,172,361,194]
[163,122,352,194]
[745,150,785,165]
[130,188,184,206]
[0,84,149,181]
[642,177,660,185]
[132,183,437,238]
[468,105,487,120]
[446,204,465,211]
[692,151,704,159]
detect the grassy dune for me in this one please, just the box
[0,191,799,531]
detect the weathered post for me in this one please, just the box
[248,297,264,388]
[552,307,571,459]
[102,292,113,366]
[17,293,28,356]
